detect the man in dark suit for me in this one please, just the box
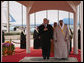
[38,18,53,60]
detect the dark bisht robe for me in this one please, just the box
[20,32,26,49]
[33,29,41,49]
[69,28,73,52]
[78,29,81,49]
[2,31,5,43]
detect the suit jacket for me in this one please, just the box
[38,24,53,47]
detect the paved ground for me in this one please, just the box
[19,57,78,62]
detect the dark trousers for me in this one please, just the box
[42,42,51,59]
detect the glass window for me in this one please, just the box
[70,12,74,30]
[30,13,35,33]
[59,10,68,23]
[77,5,80,27]
[2,1,8,8]
[2,1,8,31]
[48,10,58,25]
[9,1,23,31]
[9,1,22,25]
[23,5,26,26]
[36,10,46,26]
[2,6,8,24]
[30,13,34,26]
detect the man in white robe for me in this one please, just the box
[53,20,69,59]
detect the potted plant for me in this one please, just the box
[2,40,15,56]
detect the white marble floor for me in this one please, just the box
[19,57,78,62]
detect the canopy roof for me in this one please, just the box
[2,1,80,14]
[17,1,80,14]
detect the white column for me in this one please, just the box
[80,1,83,62]
[73,7,78,54]
[26,7,30,53]
[25,1,34,54]
[7,1,10,32]
[1,1,3,62]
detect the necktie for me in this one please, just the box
[44,24,47,28]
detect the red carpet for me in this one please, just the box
[2,47,81,62]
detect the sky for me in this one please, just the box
[2,1,80,25]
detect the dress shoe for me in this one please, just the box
[47,57,49,59]
[43,57,46,60]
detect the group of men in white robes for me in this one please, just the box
[53,20,70,59]
[36,18,70,60]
